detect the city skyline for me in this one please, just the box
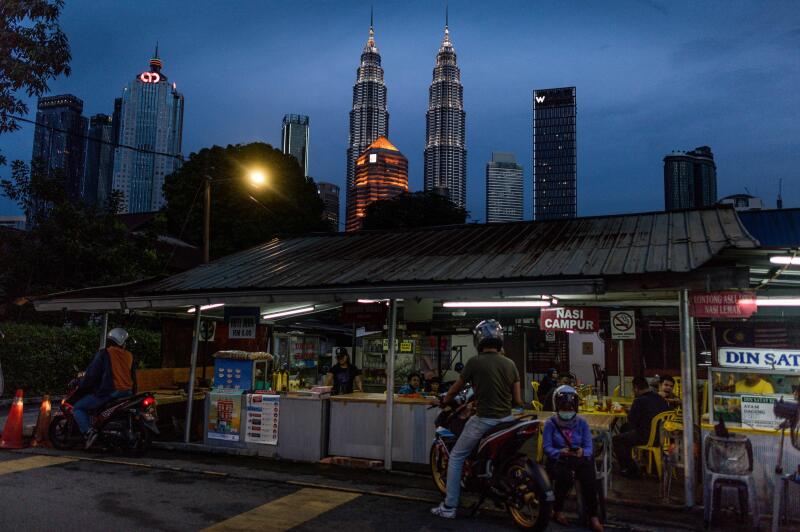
[1,1,798,221]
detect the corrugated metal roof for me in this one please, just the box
[145,207,758,294]
[737,208,800,248]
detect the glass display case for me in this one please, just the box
[274,333,323,387]
[360,335,418,392]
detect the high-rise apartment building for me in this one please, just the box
[112,48,184,213]
[282,114,310,176]
[346,18,389,225]
[84,114,116,206]
[31,94,88,203]
[533,87,577,220]
[317,182,340,231]
[663,146,717,211]
[423,19,466,208]
[346,137,408,232]
[486,152,523,223]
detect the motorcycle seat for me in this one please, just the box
[483,419,519,437]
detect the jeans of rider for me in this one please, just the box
[73,390,133,434]
[547,456,598,517]
[445,414,515,508]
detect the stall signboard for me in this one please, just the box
[244,394,280,445]
[539,307,599,332]
[740,395,779,430]
[341,302,387,325]
[224,307,260,339]
[610,310,636,340]
[213,358,254,390]
[208,391,243,441]
[690,291,757,319]
[382,338,415,353]
[717,348,800,372]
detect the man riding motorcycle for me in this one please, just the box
[73,328,136,448]
[431,319,524,519]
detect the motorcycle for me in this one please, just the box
[49,370,159,455]
[430,387,554,530]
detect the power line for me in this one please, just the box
[1,113,184,161]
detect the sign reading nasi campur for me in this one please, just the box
[539,307,599,332]
[718,348,800,372]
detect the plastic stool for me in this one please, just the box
[703,475,759,529]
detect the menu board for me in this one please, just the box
[213,358,253,391]
[244,394,280,445]
[208,391,243,441]
[741,395,779,430]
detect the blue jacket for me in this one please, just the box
[542,416,593,461]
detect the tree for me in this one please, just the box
[361,191,468,230]
[163,143,327,260]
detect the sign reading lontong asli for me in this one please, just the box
[690,290,757,318]
[539,307,600,333]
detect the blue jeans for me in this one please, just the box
[445,414,515,508]
[73,390,133,434]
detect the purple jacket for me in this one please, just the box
[542,416,593,460]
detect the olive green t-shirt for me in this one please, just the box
[461,352,520,419]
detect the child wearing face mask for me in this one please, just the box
[542,385,603,532]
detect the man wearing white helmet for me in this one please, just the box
[73,328,136,448]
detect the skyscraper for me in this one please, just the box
[346,15,389,225]
[346,137,408,232]
[663,146,717,211]
[486,152,523,223]
[84,114,115,206]
[533,87,577,220]
[282,114,310,176]
[112,47,184,213]
[317,182,340,231]
[31,94,88,203]
[423,15,466,208]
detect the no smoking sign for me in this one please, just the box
[610,310,636,340]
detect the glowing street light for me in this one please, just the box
[249,170,267,187]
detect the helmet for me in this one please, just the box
[553,384,579,412]
[473,319,504,351]
[106,328,129,347]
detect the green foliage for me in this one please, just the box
[0,322,161,395]
[163,143,327,260]
[362,191,468,230]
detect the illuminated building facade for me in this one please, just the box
[282,114,309,176]
[424,18,466,208]
[533,86,577,220]
[663,146,717,211]
[84,113,115,206]
[486,152,523,223]
[346,137,408,232]
[112,47,184,213]
[317,182,340,231]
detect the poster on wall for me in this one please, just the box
[244,394,280,445]
[740,395,780,430]
[207,391,243,441]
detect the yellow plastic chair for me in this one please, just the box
[673,377,682,399]
[531,381,540,403]
[612,385,621,397]
[531,400,543,411]
[536,434,544,463]
[632,410,676,477]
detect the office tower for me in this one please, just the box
[663,146,717,211]
[282,114,310,176]
[346,16,389,226]
[84,114,115,206]
[31,94,88,203]
[533,87,577,220]
[423,16,466,208]
[112,47,184,213]
[317,182,340,231]
[0,216,26,230]
[346,137,408,232]
[486,152,523,223]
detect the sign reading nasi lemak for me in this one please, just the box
[718,348,800,372]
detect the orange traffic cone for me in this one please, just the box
[31,395,52,448]
[0,389,24,449]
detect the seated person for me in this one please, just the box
[612,376,669,478]
[426,376,441,396]
[542,385,603,532]
[398,372,423,395]
[658,375,681,407]
[735,373,774,395]
[539,368,559,402]
[542,374,574,411]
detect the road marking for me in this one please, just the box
[204,487,360,531]
[0,455,76,475]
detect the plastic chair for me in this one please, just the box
[531,381,540,403]
[672,377,682,399]
[632,410,675,477]
[612,385,621,397]
[531,400,543,411]
[702,433,758,529]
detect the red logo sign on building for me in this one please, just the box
[689,291,757,319]
[139,72,161,83]
[539,307,600,332]
[341,301,388,325]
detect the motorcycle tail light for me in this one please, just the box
[142,397,156,408]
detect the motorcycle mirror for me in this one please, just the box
[73,364,80,372]
[0,329,5,339]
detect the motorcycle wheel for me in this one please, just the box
[505,461,551,531]
[429,443,448,496]
[126,419,152,457]
[49,416,75,450]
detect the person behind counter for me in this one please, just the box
[735,373,775,395]
[398,372,423,395]
[325,347,363,395]
[427,377,441,395]
[658,375,681,407]
[539,368,559,402]
[612,376,669,478]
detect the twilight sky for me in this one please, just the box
[1,0,798,221]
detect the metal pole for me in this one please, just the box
[689,317,698,423]
[678,289,696,507]
[203,177,211,264]
[384,299,397,471]
[100,313,109,349]
[184,306,202,443]
[618,340,625,396]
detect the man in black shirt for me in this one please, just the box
[325,348,362,395]
[612,376,669,477]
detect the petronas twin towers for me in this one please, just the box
[345,15,466,224]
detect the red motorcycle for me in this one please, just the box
[49,370,159,455]
[430,388,554,530]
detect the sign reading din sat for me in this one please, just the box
[610,310,636,340]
